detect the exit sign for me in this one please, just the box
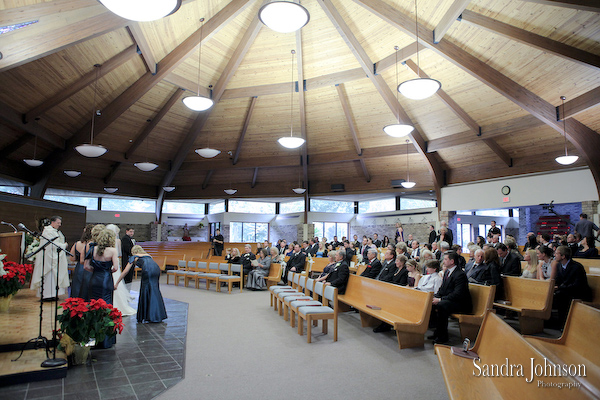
[502,196,510,203]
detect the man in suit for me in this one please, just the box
[307,238,318,256]
[496,243,521,276]
[553,246,592,326]
[373,233,382,248]
[429,251,471,344]
[405,234,414,248]
[428,225,437,245]
[410,240,420,261]
[467,249,501,287]
[121,227,136,291]
[376,250,396,281]
[352,235,360,249]
[361,249,382,279]
[324,250,350,295]
[343,240,355,263]
[431,241,441,260]
[465,248,483,276]
[240,244,257,278]
[332,236,341,249]
[301,241,310,254]
[282,243,306,284]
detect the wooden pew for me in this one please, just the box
[524,301,600,398]
[308,257,330,277]
[451,283,496,341]
[574,258,600,275]
[586,274,600,307]
[435,311,594,399]
[493,276,554,334]
[264,263,282,288]
[134,255,166,279]
[337,275,433,349]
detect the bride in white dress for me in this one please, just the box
[105,224,136,316]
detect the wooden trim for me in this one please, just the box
[233,97,259,165]
[519,0,600,12]
[460,9,600,70]
[335,84,362,156]
[433,0,471,43]
[127,23,157,74]
[0,102,65,149]
[557,86,600,120]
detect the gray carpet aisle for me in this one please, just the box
[155,276,449,400]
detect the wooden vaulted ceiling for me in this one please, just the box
[0,0,599,209]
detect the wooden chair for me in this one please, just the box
[277,275,308,316]
[166,259,187,285]
[451,283,496,341]
[297,284,338,343]
[269,271,294,309]
[289,279,322,328]
[217,264,243,294]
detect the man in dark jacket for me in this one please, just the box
[497,243,521,276]
[282,243,306,284]
[325,250,350,295]
[121,227,136,290]
[360,248,382,279]
[553,246,591,326]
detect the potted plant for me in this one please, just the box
[0,250,33,311]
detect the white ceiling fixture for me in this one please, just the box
[64,170,81,177]
[397,0,440,100]
[98,0,182,22]
[23,134,43,167]
[401,140,416,189]
[383,46,414,138]
[75,64,108,157]
[195,148,221,158]
[555,96,578,166]
[258,1,309,33]
[163,186,176,192]
[134,162,158,172]
[104,187,118,193]
[224,189,237,195]
[183,18,214,112]
[278,50,305,149]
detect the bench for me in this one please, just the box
[493,276,553,334]
[525,301,600,398]
[574,258,600,275]
[451,283,496,341]
[435,311,592,399]
[264,263,282,288]
[337,274,433,349]
[586,274,600,307]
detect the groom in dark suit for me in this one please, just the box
[429,251,471,344]
[121,227,136,291]
[553,246,591,326]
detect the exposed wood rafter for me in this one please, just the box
[519,0,600,12]
[251,167,259,188]
[335,84,362,156]
[233,97,259,165]
[0,134,31,159]
[202,170,213,189]
[433,0,471,43]
[557,86,600,120]
[127,23,158,74]
[0,102,65,149]
[359,159,371,183]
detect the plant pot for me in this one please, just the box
[70,343,90,366]
[0,294,13,312]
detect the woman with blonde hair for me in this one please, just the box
[394,222,404,244]
[521,249,538,279]
[105,224,135,316]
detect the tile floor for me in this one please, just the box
[1,296,187,400]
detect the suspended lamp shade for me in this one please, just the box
[383,123,414,138]
[259,1,310,33]
[134,162,158,172]
[224,189,237,195]
[98,0,182,21]
[278,136,305,149]
[104,187,118,193]
[23,159,43,167]
[183,95,213,112]
[195,148,221,158]
[398,78,441,100]
[64,170,81,177]
[163,186,176,192]
[401,181,416,189]
[555,155,578,165]
[292,188,306,194]
[75,144,108,158]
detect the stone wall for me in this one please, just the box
[270,224,298,243]
[350,223,431,245]
[86,222,152,242]
[517,202,581,245]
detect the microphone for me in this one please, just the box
[17,223,38,237]
[1,221,17,233]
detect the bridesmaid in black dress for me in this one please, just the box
[69,224,93,300]
[115,245,167,324]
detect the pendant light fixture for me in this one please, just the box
[259,1,309,33]
[183,18,214,112]
[555,96,578,166]
[278,50,305,149]
[401,139,416,188]
[75,64,108,157]
[195,147,221,158]
[134,137,158,171]
[224,189,237,195]
[64,170,81,177]
[397,0,440,100]
[384,46,415,138]
[23,135,44,167]
[99,0,182,21]
[163,186,176,192]
[104,187,118,193]
[292,151,306,194]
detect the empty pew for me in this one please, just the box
[337,274,433,349]
[451,283,496,341]
[575,258,600,275]
[586,274,600,307]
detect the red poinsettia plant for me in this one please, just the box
[57,297,124,345]
[0,260,33,298]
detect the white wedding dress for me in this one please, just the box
[111,238,135,316]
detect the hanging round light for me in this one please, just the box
[98,0,182,22]
[259,1,310,33]
[134,162,158,172]
[555,96,578,166]
[384,46,414,137]
[163,186,176,192]
[195,148,221,158]
[400,139,416,188]
[23,134,44,166]
[278,137,305,149]
[64,170,82,177]
[224,189,237,195]
[398,0,441,100]
[76,64,108,158]
[104,187,118,193]
[183,18,213,112]
[292,188,306,194]
[278,50,305,149]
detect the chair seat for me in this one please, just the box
[198,273,221,278]
[270,285,291,290]
[278,292,305,300]
[298,305,333,315]
[290,299,321,308]
[219,275,241,280]
[167,270,177,275]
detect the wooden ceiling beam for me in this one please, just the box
[0,134,31,159]
[102,162,122,185]
[460,10,600,70]
[202,170,213,190]
[355,0,600,196]
[251,167,259,188]
[127,23,157,74]
[320,0,444,191]
[0,102,65,149]
[519,0,600,12]
[374,42,418,74]
[164,74,211,98]
[359,159,371,183]
[233,97,259,165]
[433,0,472,43]
[24,45,138,123]
[335,84,362,156]
[558,86,600,120]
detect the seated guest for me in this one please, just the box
[476,236,486,248]
[376,250,397,282]
[301,241,310,254]
[285,243,295,257]
[307,238,318,256]
[464,245,479,275]
[465,248,484,277]
[382,235,390,248]
[420,249,434,264]
[410,240,421,261]
[247,249,271,290]
[539,233,552,248]
[431,241,441,260]
[331,236,342,249]
[566,233,580,258]
[429,251,471,344]
[396,242,409,258]
[536,245,556,281]
[451,244,466,270]
[344,240,355,263]
[575,236,599,258]
[553,246,592,326]
[352,235,360,249]
[225,247,241,264]
[316,242,326,257]
[416,260,443,293]
[373,233,382,248]
[497,243,521,276]
[523,232,538,252]
[324,243,334,258]
[316,252,337,282]
[406,234,415,248]
[240,244,257,278]
[505,237,524,261]
[406,259,421,288]
[521,249,538,279]
[467,248,501,287]
[324,250,350,294]
[389,255,408,286]
[270,247,283,264]
[361,248,382,279]
[282,243,306,284]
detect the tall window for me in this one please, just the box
[456,223,473,253]
[230,222,268,242]
[163,201,205,214]
[400,198,436,210]
[314,222,348,240]
[0,186,25,195]
[310,199,353,213]
[210,222,221,237]
[280,200,304,214]
[479,224,503,241]
[358,198,395,214]
[44,195,98,210]
[101,198,155,212]
[229,200,275,214]
[475,209,510,217]
[208,201,225,214]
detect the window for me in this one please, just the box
[400,198,436,210]
[0,186,24,195]
[163,201,205,214]
[230,222,268,242]
[210,222,221,237]
[313,222,348,240]
[229,200,275,214]
[208,201,225,214]
[44,195,98,210]
[475,209,510,217]
[101,198,155,212]
[280,200,304,214]
[479,224,503,241]
[456,223,473,253]
[358,198,395,214]
[310,199,353,213]
[456,210,474,215]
